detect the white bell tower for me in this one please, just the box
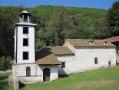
[14,10,36,64]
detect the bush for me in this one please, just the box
[0,56,13,71]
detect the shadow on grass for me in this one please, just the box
[0,81,8,90]
[0,75,8,90]
[19,81,25,89]
[59,74,69,78]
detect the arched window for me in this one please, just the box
[26,67,31,77]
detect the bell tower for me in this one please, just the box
[14,10,36,64]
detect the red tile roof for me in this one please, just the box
[104,36,119,43]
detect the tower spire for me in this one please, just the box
[19,10,31,23]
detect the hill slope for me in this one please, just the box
[30,6,108,46]
[31,6,107,40]
[0,5,107,56]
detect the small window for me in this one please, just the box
[23,52,29,60]
[26,67,31,77]
[61,62,65,68]
[23,27,28,34]
[23,38,28,46]
[94,57,98,64]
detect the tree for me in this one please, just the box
[35,38,44,49]
[107,0,119,36]
[0,7,24,56]
[45,7,77,46]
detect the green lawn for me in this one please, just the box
[3,66,119,90]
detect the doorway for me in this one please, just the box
[109,61,111,67]
[26,67,31,77]
[43,68,50,82]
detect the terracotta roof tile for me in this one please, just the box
[36,46,74,65]
[36,54,61,65]
[49,46,74,56]
[104,36,119,43]
[66,39,115,47]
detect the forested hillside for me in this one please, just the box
[31,6,108,46]
[0,6,108,52]
[0,4,118,69]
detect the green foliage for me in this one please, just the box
[0,56,12,71]
[0,5,117,55]
[35,38,44,49]
[0,7,24,56]
[107,0,119,36]
[0,73,10,90]
[30,5,108,45]
[43,7,78,45]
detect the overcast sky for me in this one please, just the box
[0,0,117,9]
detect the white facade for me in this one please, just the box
[57,41,116,75]
[74,47,116,71]
[58,55,76,74]
[40,65,59,81]
[14,10,36,64]
[13,64,58,84]
[14,26,35,64]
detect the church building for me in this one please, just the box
[12,10,61,86]
[12,10,116,89]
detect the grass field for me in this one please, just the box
[1,66,119,90]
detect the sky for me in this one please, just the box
[0,0,117,9]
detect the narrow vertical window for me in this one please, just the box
[23,27,28,34]
[23,52,29,60]
[61,62,65,68]
[109,61,111,67]
[94,57,98,64]
[24,15,28,22]
[23,38,28,46]
[26,67,31,77]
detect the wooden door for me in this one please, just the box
[43,68,50,82]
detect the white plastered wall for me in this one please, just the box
[13,64,59,83]
[16,26,35,64]
[58,41,116,75]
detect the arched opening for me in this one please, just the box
[43,68,50,82]
[26,67,31,77]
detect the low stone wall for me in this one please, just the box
[18,76,43,84]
